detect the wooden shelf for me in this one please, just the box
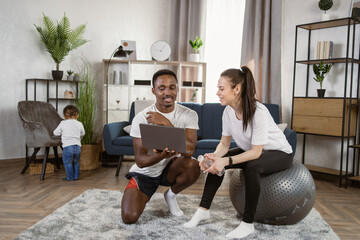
[305,164,347,176]
[298,18,360,30]
[296,58,360,65]
[348,175,360,181]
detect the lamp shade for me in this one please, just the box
[114,46,127,58]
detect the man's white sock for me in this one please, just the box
[164,188,184,216]
[225,221,255,239]
[183,208,210,228]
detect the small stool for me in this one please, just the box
[229,161,316,225]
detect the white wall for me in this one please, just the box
[282,0,355,170]
[0,0,174,159]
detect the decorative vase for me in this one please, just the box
[73,74,80,81]
[188,53,200,62]
[320,12,330,21]
[52,70,63,80]
[317,89,326,98]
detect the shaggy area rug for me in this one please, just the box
[16,189,339,240]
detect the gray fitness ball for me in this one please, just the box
[229,161,316,225]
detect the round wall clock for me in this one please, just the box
[150,40,171,61]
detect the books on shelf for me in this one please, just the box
[314,41,333,60]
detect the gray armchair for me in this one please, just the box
[18,101,63,180]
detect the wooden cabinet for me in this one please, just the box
[101,59,206,123]
[293,98,357,137]
[291,18,360,187]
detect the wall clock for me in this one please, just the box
[150,40,171,61]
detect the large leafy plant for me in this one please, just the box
[34,13,89,71]
[313,61,332,89]
[75,59,98,145]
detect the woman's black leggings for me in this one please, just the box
[199,148,293,223]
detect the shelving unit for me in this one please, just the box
[101,59,206,123]
[25,78,80,111]
[24,78,81,163]
[290,18,360,187]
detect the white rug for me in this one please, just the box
[16,189,339,240]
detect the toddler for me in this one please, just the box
[54,105,85,181]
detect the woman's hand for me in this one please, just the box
[204,155,226,175]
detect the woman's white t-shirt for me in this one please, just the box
[129,103,199,177]
[222,102,292,154]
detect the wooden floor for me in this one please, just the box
[1,158,360,240]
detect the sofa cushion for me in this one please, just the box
[263,103,280,124]
[201,103,226,139]
[113,136,133,146]
[196,139,237,149]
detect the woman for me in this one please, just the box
[183,67,293,239]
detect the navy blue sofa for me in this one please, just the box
[103,102,297,176]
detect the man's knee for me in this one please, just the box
[121,208,140,224]
[184,157,200,179]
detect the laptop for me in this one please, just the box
[139,123,190,153]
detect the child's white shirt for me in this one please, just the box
[53,119,85,148]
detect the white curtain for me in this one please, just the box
[203,0,246,103]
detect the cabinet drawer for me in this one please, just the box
[293,98,344,117]
[293,98,357,137]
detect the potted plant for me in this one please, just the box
[66,70,74,80]
[313,61,332,98]
[188,36,203,62]
[34,13,89,80]
[75,59,100,170]
[73,73,80,81]
[318,0,333,21]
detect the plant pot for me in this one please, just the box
[73,75,80,81]
[320,12,331,21]
[66,75,72,81]
[52,70,63,80]
[80,144,100,170]
[188,53,200,62]
[317,89,326,98]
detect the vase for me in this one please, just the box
[52,70,63,80]
[317,89,326,98]
[188,53,200,62]
[320,12,330,21]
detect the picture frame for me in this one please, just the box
[121,40,137,60]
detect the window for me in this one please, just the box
[203,0,246,102]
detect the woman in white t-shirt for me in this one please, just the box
[183,67,293,239]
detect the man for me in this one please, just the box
[121,69,200,224]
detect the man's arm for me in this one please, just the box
[183,128,197,157]
[133,137,177,168]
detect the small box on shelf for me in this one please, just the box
[134,80,151,85]
[193,82,203,87]
[183,81,192,87]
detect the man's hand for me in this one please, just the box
[146,111,173,126]
[153,148,178,159]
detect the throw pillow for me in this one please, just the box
[277,123,288,132]
[123,125,131,134]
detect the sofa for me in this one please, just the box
[103,101,297,176]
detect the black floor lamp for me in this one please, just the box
[102,45,131,167]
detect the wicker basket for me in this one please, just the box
[80,144,100,170]
[28,163,54,175]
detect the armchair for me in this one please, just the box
[18,101,63,180]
